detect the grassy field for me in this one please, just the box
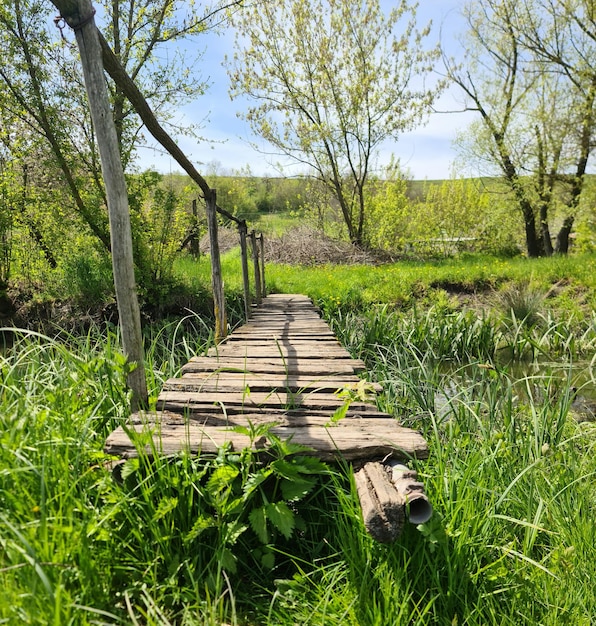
[1,252,595,624]
[182,249,596,322]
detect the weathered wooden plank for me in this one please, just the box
[354,462,405,543]
[182,357,367,375]
[228,323,331,332]
[213,338,350,352]
[255,294,313,303]
[223,328,334,336]
[250,306,319,312]
[163,373,382,394]
[245,315,318,322]
[107,410,393,428]
[104,411,428,461]
[206,346,352,359]
[225,336,337,344]
[235,410,391,424]
[224,334,338,342]
[156,390,380,413]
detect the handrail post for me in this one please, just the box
[190,198,200,256]
[250,230,262,306]
[239,221,251,321]
[258,233,266,299]
[206,189,227,340]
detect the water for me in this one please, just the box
[435,358,596,422]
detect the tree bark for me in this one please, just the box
[250,230,262,306]
[556,215,574,254]
[239,222,251,321]
[49,0,147,409]
[521,198,542,258]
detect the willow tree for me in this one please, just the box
[228,0,442,246]
[514,0,596,254]
[447,0,596,256]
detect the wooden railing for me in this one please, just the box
[205,190,266,340]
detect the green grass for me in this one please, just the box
[255,210,302,236]
[180,247,596,320]
[266,254,596,310]
[1,253,596,624]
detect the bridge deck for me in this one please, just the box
[105,294,428,462]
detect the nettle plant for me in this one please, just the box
[119,421,330,574]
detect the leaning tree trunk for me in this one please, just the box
[49,0,148,409]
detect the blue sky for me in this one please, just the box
[136,0,475,180]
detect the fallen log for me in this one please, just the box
[354,462,405,543]
[354,461,432,542]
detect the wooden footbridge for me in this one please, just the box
[105,294,431,542]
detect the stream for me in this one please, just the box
[435,358,596,422]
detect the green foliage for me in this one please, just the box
[229,0,443,244]
[204,169,305,226]
[211,174,260,222]
[60,244,114,306]
[365,167,412,251]
[1,260,596,623]
[127,171,194,304]
[449,0,596,256]
[0,157,15,287]
[418,177,520,256]
[0,0,226,305]
[294,177,348,239]
[574,176,596,253]
[364,172,522,257]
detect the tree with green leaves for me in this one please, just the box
[447,0,596,256]
[228,0,442,246]
[0,0,239,286]
[0,0,112,251]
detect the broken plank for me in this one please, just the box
[354,462,405,543]
[155,390,381,413]
[145,411,395,427]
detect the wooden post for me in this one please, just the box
[190,198,200,257]
[250,230,262,306]
[206,190,227,340]
[239,221,251,321]
[258,233,266,299]
[50,0,147,410]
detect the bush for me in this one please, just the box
[61,247,114,306]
